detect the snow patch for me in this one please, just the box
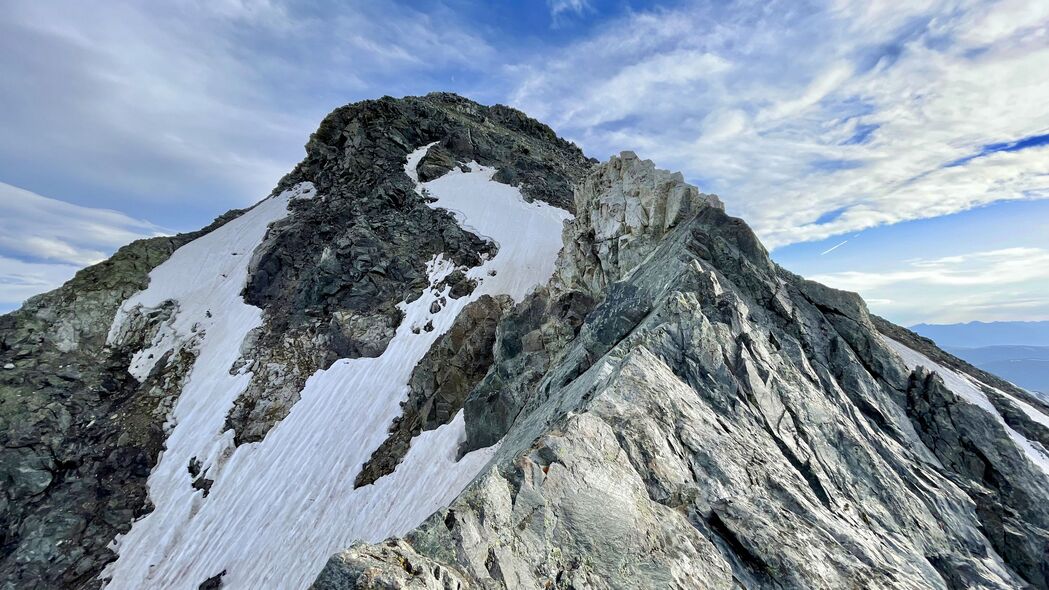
[101,149,570,589]
[994,386,1049,431]
[885,337,1049,475]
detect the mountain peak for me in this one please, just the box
[555,150,723,297]
[3,95,1049,590]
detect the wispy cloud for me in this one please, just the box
[0,0,496,225]
[0,181,163,310]
[507,0,1049,249]
[811,248,1049,291]
[0,182,165,310]
[809,247,1049,323]
[0,182,163,266]
[547,0,592,23]
[0,255,83,311]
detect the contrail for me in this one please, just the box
[820,239,848,255]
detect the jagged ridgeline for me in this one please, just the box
[1,93,1047,590]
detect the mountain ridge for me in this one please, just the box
[911,320,1049,348]
[2,93,1048,590]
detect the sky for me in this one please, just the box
[1,0,1048,325]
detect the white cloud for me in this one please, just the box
[0,255,82,311]
[811,248,1049,291]
[0,0,496,220]
[548,0,592,19]
[756,62,853,125]
[0,182,162,266]
[506,0,1049,250]
[809,247,1049,323]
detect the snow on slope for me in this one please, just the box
[100,147,570,589]
[884,337,1049,475]
[994,385,1049,430]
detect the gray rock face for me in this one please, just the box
[878,316,1049,451]
[0,211,242,589]
[226,93,593,445]
[5,93,1049,590]
[906,368,1049,587]
[314,540,467,590]
[355,294,512,488]
[460,287,593,453]
[316,154,1049,589]
[554,150,722,298]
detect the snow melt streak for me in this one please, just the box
[885,337,1049,475]
[102,149,570,589]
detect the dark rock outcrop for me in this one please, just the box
[906,367,1049,588]
[0,211,242,589]
[226,93,593,445]
[316,152,1049,590]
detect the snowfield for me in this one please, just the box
[100,147,571,589]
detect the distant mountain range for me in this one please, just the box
[911,321,1049,395]
[910,320,1049,347]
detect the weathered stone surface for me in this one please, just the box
[0,210,242,589]
[198,569,226,589]
[554,150,722,298]
[355,295,512,488]
[322,150,1049,590]
[416,143,457,183]
[460,288,594,453]
[226,93,592,445]
[436,269,477,300]
[313,540,467,590]
[906,367,1049,588]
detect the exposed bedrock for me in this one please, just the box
[226,93,593,445]
[906,367,1049,588]
[318,152,1049,589]
[0,211,242,589]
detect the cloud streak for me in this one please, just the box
[820,240,849,255]
[810,247,1049,324]
[0,182,164,310]
[507,0,1049,249]
[0,255,83,311]
[0,180,167,310]
[0,182,163,266]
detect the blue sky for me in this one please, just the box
[2,0,1048,325]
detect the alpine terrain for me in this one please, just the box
[2,93,1048,590]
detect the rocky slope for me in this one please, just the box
[0,210,244,589]
[1,94,591,589]
[313,153,1049,588]
[3,93,1049,589]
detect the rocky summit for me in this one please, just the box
[2,93,1048,590]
